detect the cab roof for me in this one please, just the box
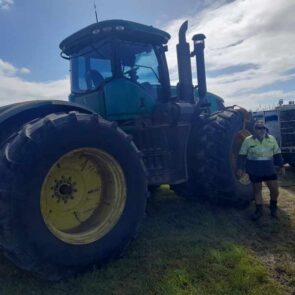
[60,19,171,56]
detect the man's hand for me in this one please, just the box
[236,169,245,178]
[278,166,286,177]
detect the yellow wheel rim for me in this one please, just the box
[231,129,251,185]
[40,148,126,245]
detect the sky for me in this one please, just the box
[0,0,295,110]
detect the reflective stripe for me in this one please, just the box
[247,156,273,160]
[251,147,273,152]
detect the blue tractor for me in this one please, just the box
[0,20,252,280]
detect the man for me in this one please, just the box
[237,120,285,220]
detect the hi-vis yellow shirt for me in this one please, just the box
[239,134,281,160]
[238,134,283,176]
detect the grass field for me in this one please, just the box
[0,168,295,295]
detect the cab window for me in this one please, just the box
[118,42,160,85]
[70,41,113,93]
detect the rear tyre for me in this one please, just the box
[0,112,147,280]
[172,108,252,207]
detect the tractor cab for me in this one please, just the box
[60,20,171,121]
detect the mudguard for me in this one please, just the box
[0,100,95,144]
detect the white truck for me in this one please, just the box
[252,101,295,167]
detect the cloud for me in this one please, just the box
[0,60,31,76]
[0,59,69,106]
[163,0,295,109]
[19,67,31,74]
[0,59,17,76]
[0,0,14,9]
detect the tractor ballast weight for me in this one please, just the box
[0,19,252,280]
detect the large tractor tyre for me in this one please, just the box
[0,112,147,280]
[0,101,93,145]
[172,108,252,208]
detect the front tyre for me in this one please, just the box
[0,112,147,280]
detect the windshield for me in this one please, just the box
[70,39,162,94]
[118,41,160,85]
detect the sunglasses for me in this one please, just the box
[255,126,266,130]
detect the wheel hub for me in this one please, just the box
[59,183,73,196]
[51,177,77,203]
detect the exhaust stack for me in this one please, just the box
[176,21,194,103]
[192,34,208,106]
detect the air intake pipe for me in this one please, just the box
[191,34,208,106]
[176,21,194,103]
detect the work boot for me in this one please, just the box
[270,200,278,219]
[251,204,263,221]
